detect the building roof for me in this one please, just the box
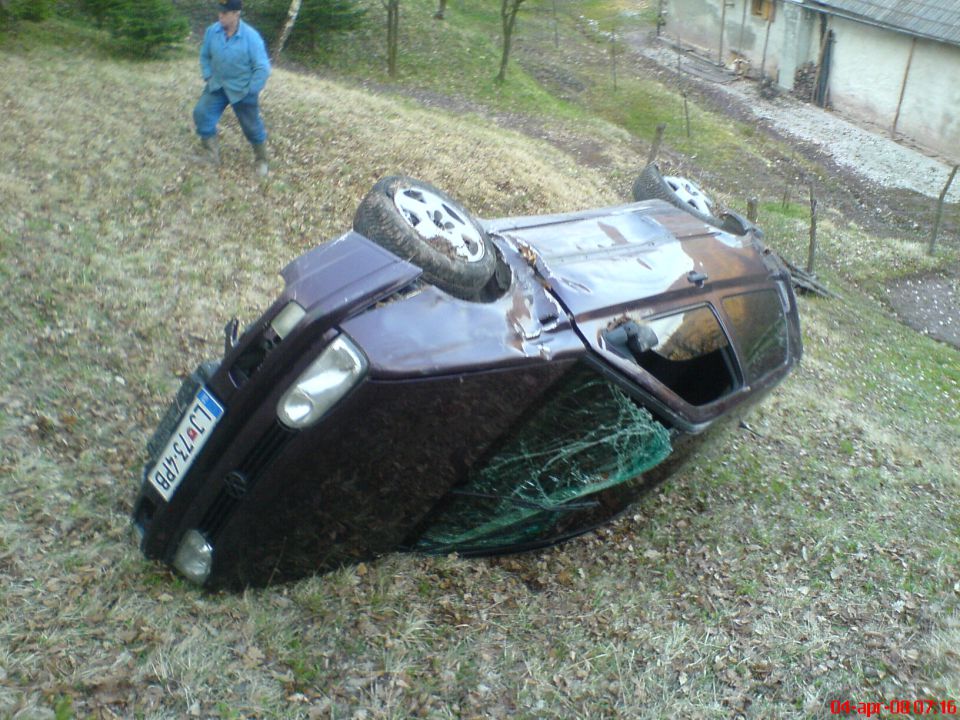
[804,0,960,46]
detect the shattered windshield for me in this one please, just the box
[414,367,672,553]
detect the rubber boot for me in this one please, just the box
[252,142,269,177]
[199,135,220,165]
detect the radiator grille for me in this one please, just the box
[199,422,297,540]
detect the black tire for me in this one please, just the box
[632,163,721,224]
[353,176,497,300]
[633,164,755,236]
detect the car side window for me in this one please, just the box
[635,306,738,406]
[722,290,789,382]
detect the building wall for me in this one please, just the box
[776,1,817,90]
[665,0,822,86]
[663,0,719,55]
[826,17,960,158]
[826,18,913,123]
[899,38,960,157]
[664,0,960,160]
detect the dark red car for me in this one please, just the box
[133,165,801,589]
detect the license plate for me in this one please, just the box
[147,387,224,501]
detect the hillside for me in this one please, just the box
[1,17,959,720]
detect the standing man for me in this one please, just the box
[193,0,271,176]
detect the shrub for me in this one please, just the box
[96,0,189,57]
[1,0,56,24]
[79,0,124,28]
[112,0,189,56]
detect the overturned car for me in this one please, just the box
[133,164,801,589]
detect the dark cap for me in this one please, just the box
[219,0,242,11]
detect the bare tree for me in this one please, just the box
[496,0,526,84]
[383,0,400,77]
[272,0,303,63]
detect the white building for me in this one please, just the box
[660,0,960,160]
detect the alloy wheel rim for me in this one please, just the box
[394,186,485,263]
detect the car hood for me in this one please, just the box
[279,231,422,322]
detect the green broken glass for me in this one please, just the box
[415,368,672,553]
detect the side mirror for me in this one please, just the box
[602,321,659,360]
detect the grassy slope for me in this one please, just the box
[1,5,959,719]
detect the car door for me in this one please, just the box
[493,200,777,431]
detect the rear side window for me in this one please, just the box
[637,306,737,406]
[722,290,789,382]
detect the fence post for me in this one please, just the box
[718,0,728,66]
[806,185,818,274]
[610,18,618,91]
[759,16,773,80]
[552,0,559,48]
[747,198,758,223]
[930,164,958,255]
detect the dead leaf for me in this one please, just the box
[242,645,265,668]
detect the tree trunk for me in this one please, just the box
[434,0,447,20]
[272,0,303,64]
[552,0,558,47]
[497,0,525,83]
[385,0,400,78]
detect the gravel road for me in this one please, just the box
[744,93,960,203]
[632,36,960,203]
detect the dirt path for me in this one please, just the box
[886,272,960,347]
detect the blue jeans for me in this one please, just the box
[193,87,266,145]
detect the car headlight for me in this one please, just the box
[173,529,213,585]
[277,335,367,428]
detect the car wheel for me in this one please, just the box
[353,176,497,300]
[632,163,756,236]
[632,163,721,224]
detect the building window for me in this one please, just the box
[751,0,776,21]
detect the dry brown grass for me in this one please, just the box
[1,31,958,720]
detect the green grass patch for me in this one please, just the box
[268,0,588,119]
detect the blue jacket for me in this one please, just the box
[200,20,270,105]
